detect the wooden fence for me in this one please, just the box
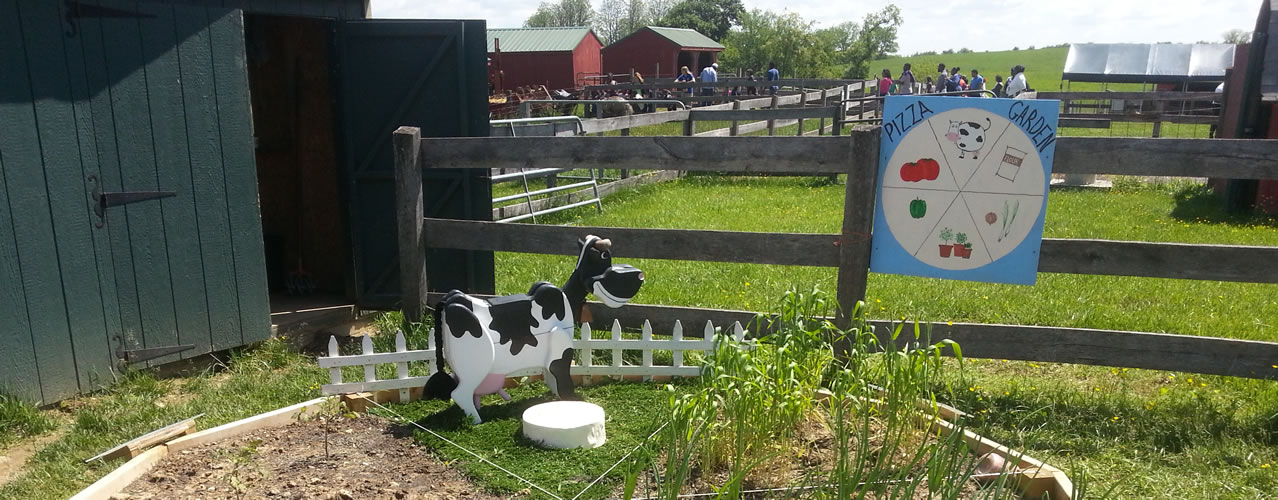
[1037,91,1222,136]
[393,127,1278,380]
[317,320,751,398]
[575,81,873,138]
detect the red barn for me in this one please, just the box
[603,26,724,79]
[487,27,603,90]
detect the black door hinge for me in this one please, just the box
[89,175,176,228]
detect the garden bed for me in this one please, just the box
[121,414,493,500]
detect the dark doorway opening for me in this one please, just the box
[244,15,354,326]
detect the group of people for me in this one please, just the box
[675,62,782,102]
[878,62,1029,98]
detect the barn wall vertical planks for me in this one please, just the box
[0,0,286,402]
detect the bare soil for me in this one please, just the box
[123,415,499,500]
[0,429,67,488]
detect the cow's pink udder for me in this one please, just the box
[474,373,507,395]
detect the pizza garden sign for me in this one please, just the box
[870,96,1060,285]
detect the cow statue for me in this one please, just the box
[424,235,644,424]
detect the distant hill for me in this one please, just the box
[868,46,1092,92]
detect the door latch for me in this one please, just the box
[89,175,176,228]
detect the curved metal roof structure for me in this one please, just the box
[1063,43,1236,83]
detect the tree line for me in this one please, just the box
[524,0,903,79]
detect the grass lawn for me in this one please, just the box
[492,175,1278,498]
[377,381,679,500]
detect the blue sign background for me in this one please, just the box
[869,96,1059,285]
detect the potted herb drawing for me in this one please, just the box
[955,232,972,259]
[938,227,954,258]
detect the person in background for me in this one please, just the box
[947,67,963,93]
[766,62,781,95]
[746,68,759,96]
[991,75,1005,97]
[1005,65,1028,98]
[878,69,893,96]
[699,63,719,105]
[675,66,695,96]
[936,63,949,93]
[633,72,653,112]
[969,69,985,93]
[897,63,917,95]
[924,76,935,93]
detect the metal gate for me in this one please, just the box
[336,19,493,312]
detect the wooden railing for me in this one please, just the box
[576,82,871,137]
[393,127,1278,380]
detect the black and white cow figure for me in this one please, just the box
[424,235,644,424]
[945,117,992,159]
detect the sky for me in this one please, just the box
[372,0,1260,55]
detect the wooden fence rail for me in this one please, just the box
[586,78,868,92]
[420,136,1278,179]
[396,127,1278,380]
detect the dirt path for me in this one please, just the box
[0,428,67,488]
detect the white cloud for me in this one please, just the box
[372,0,1260,55]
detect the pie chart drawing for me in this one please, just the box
[870,97,1059,285]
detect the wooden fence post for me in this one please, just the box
[1152,100,1164,138]
[767,94,779,136]
[796,89,807,136]
[819,88,831,135]
[834,87,846,137]
[393,126,427,325]
[621,127,631,178]
[835,126,879,335]
[729,100,742,136]
[683,115,695,136]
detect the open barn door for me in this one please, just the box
[335,20,493,311]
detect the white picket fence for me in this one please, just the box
[318,319,750,401]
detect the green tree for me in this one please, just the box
[598,0,649,43]
[658,0,744,41]
[1224,28,1252,44]
[525,0,595,27]
[720,9,838,78]
[840,5,903,79]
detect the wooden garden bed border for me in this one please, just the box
[70,397,330,500]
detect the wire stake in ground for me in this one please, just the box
[365,399,566,500]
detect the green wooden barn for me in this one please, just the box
[0,0,493,404]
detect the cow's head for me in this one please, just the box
[575,235,643,308]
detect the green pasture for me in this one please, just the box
[868,46,1144,94]
[493,175,1278,498]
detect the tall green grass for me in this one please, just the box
[0,394,55,449]
[624,289,1039,499]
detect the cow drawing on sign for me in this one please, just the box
[945,117,992,159]
[424,235,644,424]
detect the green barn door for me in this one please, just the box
[335,20,493,312]
[90,3,271,367]
[75,2,269,373]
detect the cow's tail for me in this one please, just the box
[424,300,457,399]
[983,117,992,130]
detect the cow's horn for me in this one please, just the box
[595,239,612,250]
